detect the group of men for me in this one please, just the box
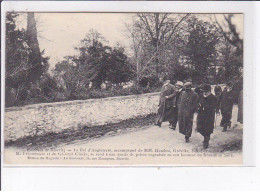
[155,77,243,149]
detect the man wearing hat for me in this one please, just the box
[218,82,234,132]
[197,84,218,149]
[214,84,223,110]
[178,82,199,143]
[237,87,243,124]
[169,81,184,130]
[155,77,177,127]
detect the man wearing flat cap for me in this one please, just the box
[178,82,198,143]
[169,81,184,130]
[197,84,218,149]
[155,77,177,127]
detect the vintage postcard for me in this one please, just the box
[3,11,244,166]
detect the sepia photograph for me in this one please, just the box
[3,11,244,166]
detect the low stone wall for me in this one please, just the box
[4,92,160,142]
[4,84,225,142]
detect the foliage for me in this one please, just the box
[127,13,191,82]
[217,39,243,83]
[215,14,243,55]
[5,12,30,89]
[5,13,244,107]
[5,12,50,107]
[183,17,220,84]
[55,29,134,91]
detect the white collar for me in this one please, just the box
[163,83,169,87]
[203,93,211,97]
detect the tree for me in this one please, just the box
[214,14,243,86]
[127,13,190,82]
[26,13,46,81]
[215,14,243,55]
[183,17,220,84]
[55,30,133,91]
[106,45,134,85]
[217,38,243,83]
[5,12,49,107]
[54,58,81,99]
[81,40,111,88]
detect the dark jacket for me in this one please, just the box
[218,88,234,114]
[214,85,222,97]
[237,89,243,124]
[178,89,198,137]
[197,93,218,136]
[232,79,243,104]
[173,88,184,109]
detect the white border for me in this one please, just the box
[1,1,258,190]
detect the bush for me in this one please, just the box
[6,82,161,108]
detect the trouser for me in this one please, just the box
[203,134,210,143]
[179,114,194,138]
[169,108,178,128]
[220,110,232,127]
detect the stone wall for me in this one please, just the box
[4,92,160,142]
[4,84,225,142]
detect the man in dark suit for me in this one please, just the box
[218,82,234,132]
[178,82,198,143]
[237,88,243,124]
[197,84,218,149]
[214,84,223,108]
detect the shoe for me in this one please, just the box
[228,122,231,129]
[170,126,176,130]
[222,126,227,132]
[185,137,190,143]
[155,123,161,127]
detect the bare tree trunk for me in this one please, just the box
[27,13,41,55]
[27,12,43,82]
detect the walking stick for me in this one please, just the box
[215,113,218,128]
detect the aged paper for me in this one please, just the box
[3,12,243,166]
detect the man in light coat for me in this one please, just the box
[155,77,177,127]
[169,81,184,130]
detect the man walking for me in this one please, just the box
[218,82,234,132]
[214,84,223,107]
[155,77,176,127]
[178,82,198,143]
[237,88,243,124]
[169,81,184,130]
[197,84,218,149]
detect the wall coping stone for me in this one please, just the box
[5,84,225,112]
[5,92,161,112]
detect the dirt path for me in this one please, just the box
[4,106,242,165]
[54,105,242,153]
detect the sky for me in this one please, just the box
[15,13,243,69]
